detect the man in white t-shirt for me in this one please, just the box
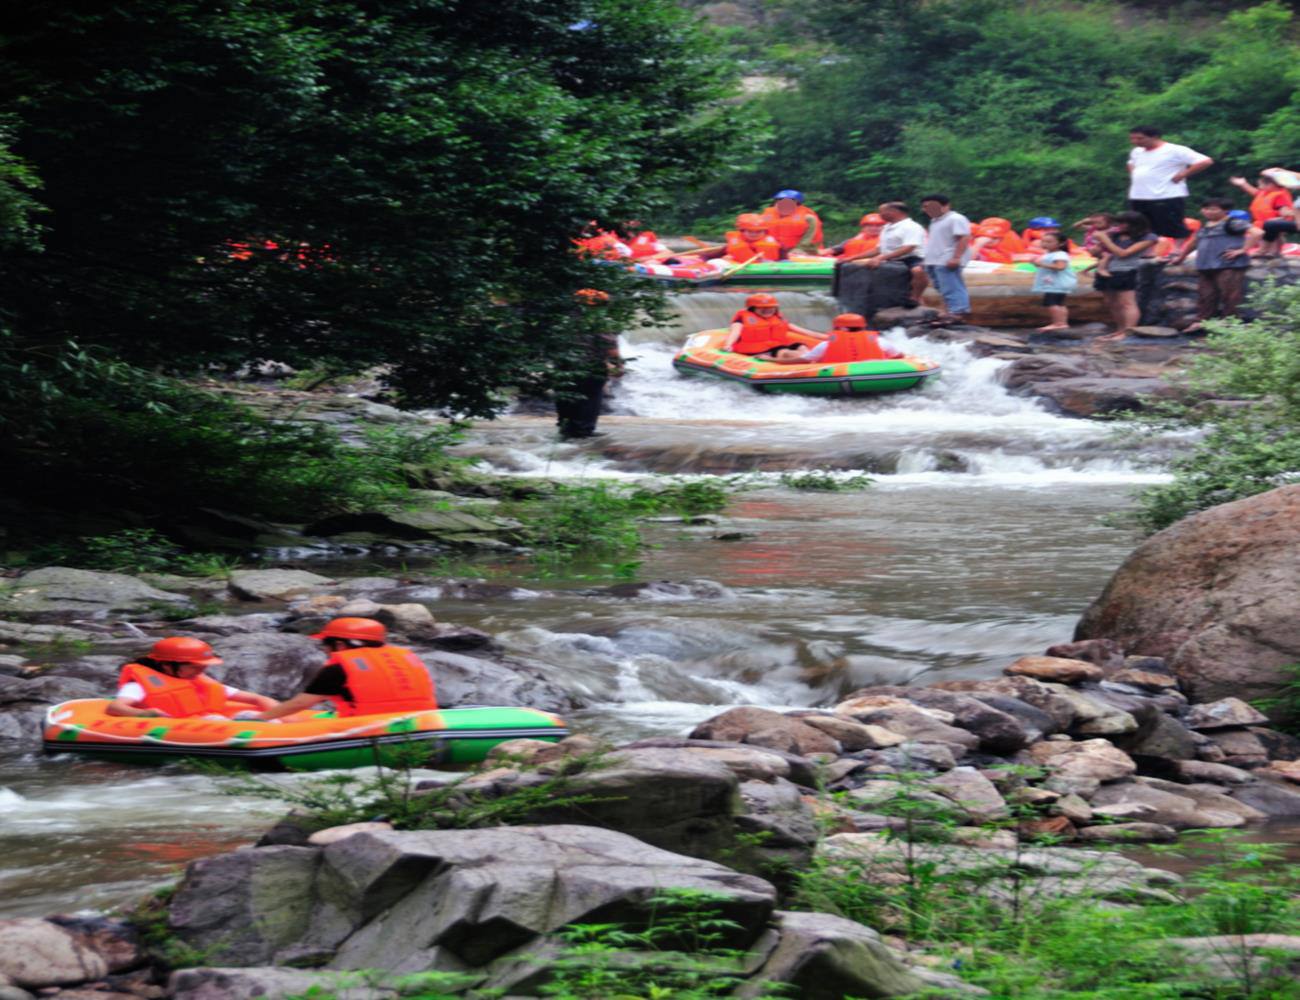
[852,201,929,306]
[1127,125,1214,239]
[920,194,972,325]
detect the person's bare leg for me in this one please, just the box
[1095,292,1127,341]
[1038,304,1069,331]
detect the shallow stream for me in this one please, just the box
[2,289,1187,916]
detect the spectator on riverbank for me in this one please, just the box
[1031,232,1078,332]
[1229,170,1295,227]
[851,201,929,306]
[920,194,972,326]
[1090,210,1159,342]
[1126,126,1213,238]
[1168,199,1258,331]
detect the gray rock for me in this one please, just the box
[736,779,820,874]
[874,740,959,773]
[1115,712,1198,762]
[1205,728,1270,768]
[1184,698,1270,731]
[0,674,100,708]
[691,706,841,757]
[905,689,1033,752]
[1039,684,1137,736]
[1156,934,1300,985]
[1,568,190,617]
[0,918,112,988]
[1090,781,1246,829]
[1172,760,1257,785]
[621,736,821,789]
[969,693,1059,741]
[227,569,336,601]
[1076,822,1177,843]
[202,632,322,700]
[789,712,906,751]
[927,767,1008,823]
[168,967,398,1000]
[1228,776,1300,816]
[419,648,575,713]
[1026,738,1137,785]
[0,621,98,645]
[736,910,931,999]
[177,613,289,635]
[841,705,979,753]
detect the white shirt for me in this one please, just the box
[116,681,241,705]
[922,210,972,266]
[1128,142,1208,199]
[879,217,927,257]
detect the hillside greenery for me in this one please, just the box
[679,0,1300,242]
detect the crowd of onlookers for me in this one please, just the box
[575,125,1299,340]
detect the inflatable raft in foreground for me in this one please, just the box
[43,700,567,770]
[674,329,940,396]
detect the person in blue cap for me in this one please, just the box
[1168,199,1259,331]
[1020,216,1071,258]
[760,189,824,256]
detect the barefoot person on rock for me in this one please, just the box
[244,617,438,721]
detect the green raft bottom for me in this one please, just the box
[43,706,567,771]
[674,357,940,396]
[717,260,833,286]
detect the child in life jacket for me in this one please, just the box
[723,293,826,360]
[107,637,278,718]
[822,214,884,263]
[1031,232,1078,332]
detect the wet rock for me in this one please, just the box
[997,354,1090,391]
[591,579,731,601]
[904,689,1033,752]
[419,648,574,713]
[936,677,1076,731]
[1250,726,1300,762]
[1090,780,1246,829]
[1109,668,1179,691]
[835,704,978,754]
[926,767,1008,823]
[1032,376,1177,417]
[168,967,396,1000]
[0,674,100,708]
[203,632,322,700]
[306,821,394,846]
[691,707,841,757]
[1051,792,1093,824]
[0,918,114,988]
[1172,760,1257,785]
[1265,760,1300,784]
[332,577,402,594]
[1027,738,1137,787]
[1184,698,1270,731]
[0,621,98,645]
[736,779,820,865]
[0,568,191,618]
[874,740,959,773]
[1231,776,1300,816]
[1076,822,1177,843]
[736,911,932,1000]
[1204,728,1270,768]
[227,569,336,602]
[1156,934,1300,985]
[622,736,821,789]
[1114,712,1198,762]
[1138,777,1266,824]
[871,305,937,328]
[1005,655,1103,685]
[1075,485,1300,707]
[176,612,289,635]
[968,693,1059,741]
[679,746,794,782]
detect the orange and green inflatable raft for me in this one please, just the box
[674,329,940,396]
[43,700,567,770]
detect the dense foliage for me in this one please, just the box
[0,0,742,541]
[1129,281,1300,533]
[681,0,1300,241]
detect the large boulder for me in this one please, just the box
[169,967,397,1000]
[0,567,190,618]
[1075,485,1300,707]
[692,707,842,757]
[418,648,575,713]
[227,569,336,602]
[203,633,323,700]
[0,917,137,988]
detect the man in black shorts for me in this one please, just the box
[1127,126,1214,238]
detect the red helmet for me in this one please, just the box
[311,617,387,643]
[746,293,779,309]
[833,313,868,330]
[575,288,610,305]
[735,213,766,230]
[859,213,885,226]
[149,637,222,666]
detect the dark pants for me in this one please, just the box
[555,376,607,438]
[1196,268,1246,320]
[1261,217,1299,246]
[1129,197,1189,238]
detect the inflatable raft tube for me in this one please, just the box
[43,700,567,770]
[632,255,834,288]
[673,329,939,396]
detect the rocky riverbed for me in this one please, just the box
[2,487,1299,998]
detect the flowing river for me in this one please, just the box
[1,289,1181,916]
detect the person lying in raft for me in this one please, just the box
[723,293,827,361]
[106,637,278,718]
[242,617,437,721]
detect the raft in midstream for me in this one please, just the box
[43,700,567,770]
[673,329,940,396]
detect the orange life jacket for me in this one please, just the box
[974,238,1014,264]
[760,206,824,251]
[1249,189,1292,226]
[839,234,879,258]
[724,230,781,263]
[820,329,897,363]
[118,663,229,718]
[730,309,793,355]
[326,645,438,717]
[626,231,662,259]
[573,231,629,259]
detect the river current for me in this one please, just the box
[1,290,1177,915]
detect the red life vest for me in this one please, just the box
[327,645,438,717]
[760,206,824,251]
[724,230,781,263]
[839,234,879,258]
[730,309,793,355]
[118,663,229,718]
[820,329,899,363]
[626,231,662,259]
[573,231,629,259]
[975,238,1014,264]
[1249,189,1292,226]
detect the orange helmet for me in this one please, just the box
[833,313,868,329]
[975,224,1004,238]
[575,288,610,305]
[311,617,387,643]
[149,637,222,666]
[735,213,766,230]
[980,217,1012,232]
[746,293,779,309]
[859,213,885,226]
